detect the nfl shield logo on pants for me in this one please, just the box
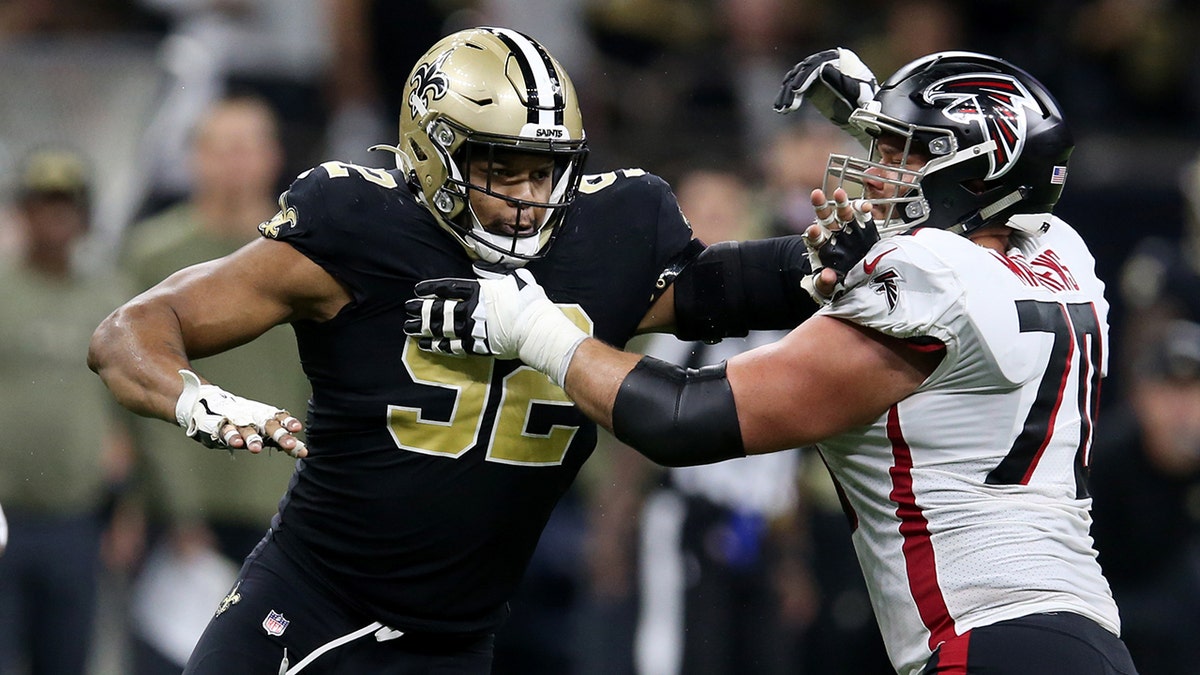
[262,610,290,636]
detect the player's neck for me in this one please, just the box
[968,225,1012,254]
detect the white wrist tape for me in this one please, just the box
[175,370,285,447]
[515,303,589,388]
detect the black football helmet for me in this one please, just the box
[826,51,1073,237]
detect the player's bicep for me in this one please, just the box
[151,238,350,358]
[727,316,941,453]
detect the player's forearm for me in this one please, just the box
[564,340,747,467]
[672,237,818,341]
[561,338,643,432]
[88,299,191,423]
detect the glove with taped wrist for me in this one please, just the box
[405,268,588,387]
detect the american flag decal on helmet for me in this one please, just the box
[1050,165,1068,185]
[924,74,1042,181]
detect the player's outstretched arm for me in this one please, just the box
[650,188,879,340]
[88,238,350,457]
[406,194,877,353]
[405,263,940,463]
[562,315,939,462]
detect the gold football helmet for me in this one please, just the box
[393,27,588,265]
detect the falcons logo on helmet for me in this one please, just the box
[408,51,451,120]
[924,74,1042,180]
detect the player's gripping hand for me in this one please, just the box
[802,187,880,304]
[175,370,307,457]
[401,277,493,356]
[774,48,877,142]
[405,268,588,387]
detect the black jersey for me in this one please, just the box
[260,161,693,634]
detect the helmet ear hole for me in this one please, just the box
[410,138,429,162]
[962,178,988,195]
[408,139,427,162]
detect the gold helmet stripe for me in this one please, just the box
[486,27,564,128]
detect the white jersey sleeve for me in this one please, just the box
[814,219,1119,675]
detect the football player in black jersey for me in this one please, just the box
[88,27,868,674]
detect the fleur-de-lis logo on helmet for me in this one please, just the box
[924,74,1041,180]
[408,51,451,120]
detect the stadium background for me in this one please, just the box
[0,0,1196,673]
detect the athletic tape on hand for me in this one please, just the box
[175,370,287,449]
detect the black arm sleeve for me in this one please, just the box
[611,356,745,467]
[673,236,818,342]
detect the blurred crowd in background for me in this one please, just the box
[0,1,1197,674]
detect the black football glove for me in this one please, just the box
[774,47,878,145]
[404,278,493,356]
[801,199,880,304]
[404,269,588,386]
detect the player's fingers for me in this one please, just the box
[815,268,840,298]
[852,198,873,224]
[403,299,435,337]
[417,337,453,355]
[803,222,830,250]
[403,316,423,337]
[810,189,837,227]
[268,411,303,434]
[439,300,461,339]
[219,422,242,449]
[264,414,306,458]
[413,278,477,300]
[833,189,854,229]
[237,424,264,454]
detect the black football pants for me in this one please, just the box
[184,536,494,674]
[920,612,1138,674]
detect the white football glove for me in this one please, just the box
[774,47,878,145]
[174,370,304,456]
[0,501,7,557]
[406,268,588,387]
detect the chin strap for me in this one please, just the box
[472,260,519,279]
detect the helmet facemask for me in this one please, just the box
[826,107,1007,237]
[447,133,587,265]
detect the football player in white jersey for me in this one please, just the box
[406,51,1138,674]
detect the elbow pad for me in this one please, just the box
[611,356,745,467]
[673,237,818,342]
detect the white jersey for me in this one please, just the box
[818,218,1119,675]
